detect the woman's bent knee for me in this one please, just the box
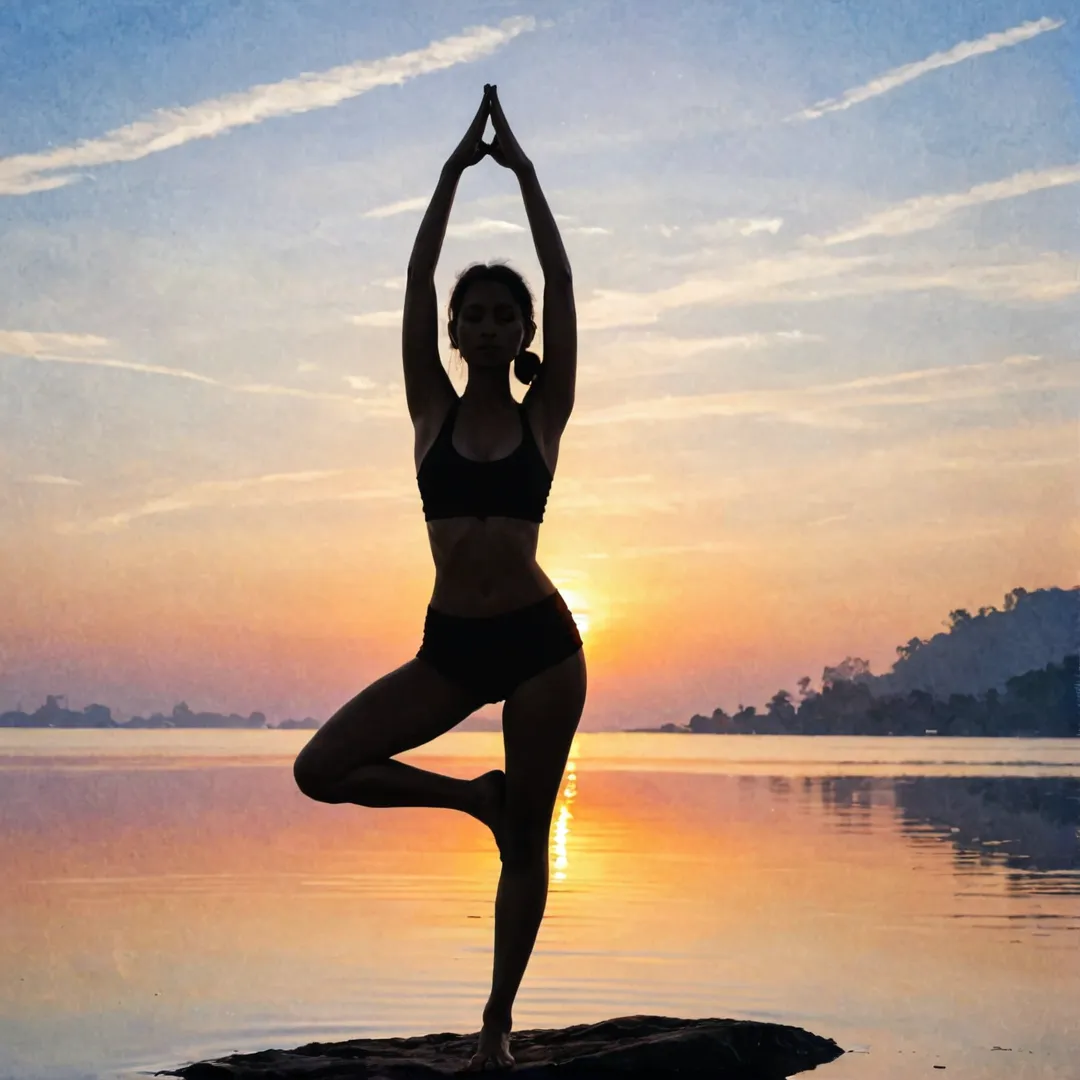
[293,755,340,802]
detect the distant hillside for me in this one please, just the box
[861,587,1078,698]
[668,585,1079,737]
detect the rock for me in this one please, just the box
[158,1013,844,1078]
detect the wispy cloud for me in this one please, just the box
[446,218,527,238]
[627,330,819,357]
[1,329,403,412]
[343,374,379,391]
[59,469,412,534]
[584,540,743,559]
[579,330,823,383]
[1,330,223,385]
[696,217,784,238]
[17,351,224,385]
[0,16,536,196]
[0,331,111,357]
[348,311,402,328]
[21,474,82,486]
[739,218,784,236]
[363,196,431,219]
[790,16,1065,121]
[577,250,1079,330]
[575,353,1070,429]
[820,162,1080,244]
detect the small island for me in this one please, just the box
[636,588,1077,738]
[0,698,320,730]
[633,653,1076,738]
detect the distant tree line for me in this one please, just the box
[0,696,320,729]
[672,586,1079,737]
[684,655,1077,737]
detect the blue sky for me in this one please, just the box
[0,0,1076,725]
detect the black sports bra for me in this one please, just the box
[416,397,552,523]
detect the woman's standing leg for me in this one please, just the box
[467,646,587,1070]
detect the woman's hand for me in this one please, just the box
[444,92,491,173]
[484,84,533,175]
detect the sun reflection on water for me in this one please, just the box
[551,737,579,882]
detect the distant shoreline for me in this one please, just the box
[0,724,1072,738]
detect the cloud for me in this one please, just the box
[577,250,1079,330]
[806,514,850,528]
[577,253,877,329]
[739,218,784,236]
[2,335,223,386]
[587,540,743,559]
[790,16,1065,121]
[579,330,823,383]
[695,217,784,238]
[0,16,536,196]
[566,225,612,236]
[1,328,402,412]
[0,331,111,357]
[363,196,431,219]
[348,310,402,327]
[820,163,1080,244]
[574,352,1070,429]
[59,469,412,534]
[631,330,819,357]
[21,475,82,486]
[445,218,527,238]
[343,374,379,390]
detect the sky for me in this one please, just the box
[1,0,1077,729]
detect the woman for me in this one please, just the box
[293,84,586,1071]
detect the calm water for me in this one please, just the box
[1,731,1077,1080]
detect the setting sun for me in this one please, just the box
[555,586,591,637]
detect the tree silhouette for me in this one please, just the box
[822,656,872,690]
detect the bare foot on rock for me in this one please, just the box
[470,768,506,855]
[465,1025,514,1071]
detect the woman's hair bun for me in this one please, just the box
[514,349,542,385]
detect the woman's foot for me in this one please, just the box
[470,769,507,855]
[465,1024,514,1071]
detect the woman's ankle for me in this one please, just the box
[482,1002,512,1032]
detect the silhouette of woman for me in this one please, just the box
[292,84,586,1071]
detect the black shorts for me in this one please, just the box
[416,590,584,705]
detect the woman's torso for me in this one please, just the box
[413,390,563,616]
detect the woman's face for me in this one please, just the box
[452,280,531,369]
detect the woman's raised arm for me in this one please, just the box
[487,85,576,422]
[406,93,490,278]
[403,94,490,423]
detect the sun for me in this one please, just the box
[557,586,591,637]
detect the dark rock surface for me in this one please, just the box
[159,1014,845,1079]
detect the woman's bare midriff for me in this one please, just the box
[414,391,562,617]
[425,516,557,616]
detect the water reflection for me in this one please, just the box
[1,736,1078,1080]
[894,776,1080,886]
[551,739,579,883]
[812,773,1080,893]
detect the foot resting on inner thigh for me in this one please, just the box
[469,769,507,856]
